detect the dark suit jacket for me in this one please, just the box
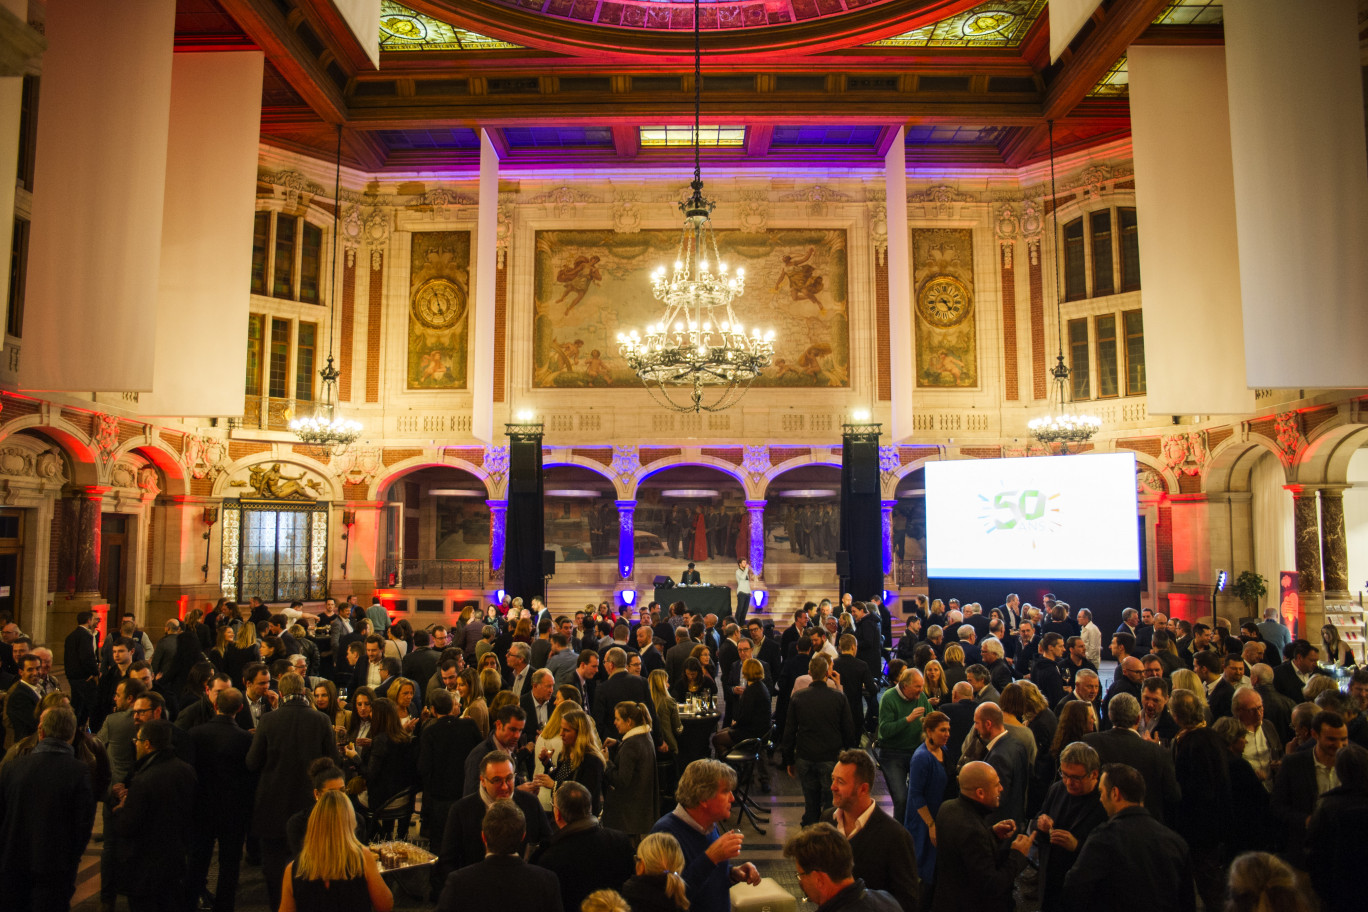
[113,749,197,896]
[244,697,335,837]
[462,733,525,797]
[781,680,856,765]
[4,682,40,740]
[402,647,440,697]
[1083,728,1180,825]
[531,820,634,912]
[930,795,1027,912]
[820,804,920,912]
[833,654,877,724]
[438,789,551,879]
[854,613,883,675]
[1063,806,1196,912]
[63,626,100,681]
[0,741,96,880]
[520,690,554,741]
[419,715,484,805]
[1271,746,1325,863]
[940,700,977,773]
[985,730,1030,827]
[439,853,562,912]
[1208,678,1237,720]
[189,715,256,834]
[1272,661,1309,704]
[664,640,697,685]
[680,570,701,584]
[592,670,653,741]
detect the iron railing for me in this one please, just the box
[381,558,486,589]
[896,559,927,588]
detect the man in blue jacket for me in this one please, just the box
[651,759,761,912]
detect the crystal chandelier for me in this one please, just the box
[616,0,774,413]
[1029,121,1101,454]
[291,126,362,454]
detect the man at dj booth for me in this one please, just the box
[680,562,702,585]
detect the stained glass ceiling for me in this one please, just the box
[867,0,1045,49]
[379,1,522,51]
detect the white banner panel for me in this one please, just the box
[22,0,175,392]
[333,0,381,69]
[1128,46,1253,416]
[140,52,264,418]
[471,129,498,444]
[885,128,914,441]
[1050,0,1100,62]
[1224,0,1368,389]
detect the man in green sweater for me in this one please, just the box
[877,667,932,825]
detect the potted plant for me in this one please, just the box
[1230,570,1268,614]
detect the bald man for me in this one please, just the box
[930,761,1031,912]
[1101,656,1145,730]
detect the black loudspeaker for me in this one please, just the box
[835,551,850,577]
[542,549,556,577]
[653,575,674,588]
[847,440,878,493]
[510,444,540,493]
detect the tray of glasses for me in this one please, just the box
[371,839,435,872]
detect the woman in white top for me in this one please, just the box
[1078,608,1103,668]
[735,558,753,624]
[532,699,579,812]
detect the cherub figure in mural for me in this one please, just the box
[554,255,603,315]
[771,358,804,381]
[419,350,451,383]
[584,349,612,385]
[544,337,585,374]
[772,247,827,312]
[927,348,966,385]
[249,463,318,500]
[796,343,834,379]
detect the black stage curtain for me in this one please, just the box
[504,433,545,602]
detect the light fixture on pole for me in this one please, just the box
[616,0,774,413]
[291,126,362,454]
[1028,121,1101,454]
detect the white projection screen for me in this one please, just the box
[926,453,1140,581]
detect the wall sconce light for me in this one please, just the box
[200,506,219,583]
[340,509,356,579]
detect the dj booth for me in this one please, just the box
[653,584,731,616]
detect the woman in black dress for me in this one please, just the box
[279,790,392,912]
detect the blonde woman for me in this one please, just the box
[458,668,488,736]
[533,698,580,811]
[478,668,503,704]
[390,677,419,732]
[581,891,631,912]
[942,642,967,690]
[279,789,393,912]
[649,669,682,756]
[922,659,949,707]
[533,707,605,815]
[621,832,690,912]
[1171,669,1211,722]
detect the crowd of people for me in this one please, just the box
[0,589,1364,912]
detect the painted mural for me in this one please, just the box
[633,490,750,566]
[545,498,619,563]
[532,228,850,389]
[407,231,471,389]
[434,498,490,559]
[911,227,979,388]
[763,498,841,564]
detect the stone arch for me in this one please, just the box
[1204,432,1286,494]
[1290,414,1368,486]
[213,451,345,501]
[369,454,495,502]
[629,455,752,499]
[881,451,947,499]
[113,438,189,497]
[542,454,626,499]
[759,451,842,494]
[0,416,100,486]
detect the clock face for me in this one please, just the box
[918,276,971,327]
[412,277,466,331]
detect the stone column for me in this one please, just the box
[486,500,507,578]
[1286,484,1323,634]
[616,500,636,580]
[745,500,766,577]
[1318,485,1350,596]
[51,486,109,644]
[881,499,896,577]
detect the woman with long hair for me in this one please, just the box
[1049,701,1097,772]
[941,643,967,690]
[1014,680,1059,818]
[314,680,350,732]
[1321,623,1356,668]
[603,701,659,838]
[533,707,605,815]
[621,832,690,912]
[209,625,235,675]
[224,619,261,687]
[1171,688,1234,910]
[922,660,948,707]
[669,658,712,703]
[649,669,682,756]
[688,645,718,695]
[389,678,419,732]
[279,790,393,912]
[905,711,950,899]
[343,687,375,750]
[457,668,488,736]
[512,617,533,644]
[533,698,581,812]
[344,698,414,824]
[1171,670,1211,722]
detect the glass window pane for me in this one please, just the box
[272,216,296,299]
[1119,207,1141,291]
[245,313,266,396]
[268,318,290,399]
[1063,217,1086,301]
[251,212,270,296]
[1095,313,1118,398]
[295,322,316,402]
[1090,210,1114,297]
[7,218,29,338]
[299,222,322,304]
[1124,309,1146,396]
[1068,318,1090,401]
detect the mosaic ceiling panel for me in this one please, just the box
[867,0,1045,49]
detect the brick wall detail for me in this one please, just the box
[366,253,384,404]
[1000,244,1018,401]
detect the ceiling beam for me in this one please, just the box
[611,125,639,158]
[219,0,347,123]
[296,0,378,72]
[1042,0,1169,122]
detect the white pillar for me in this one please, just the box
[471,129,499,443]
[884,128,914,441]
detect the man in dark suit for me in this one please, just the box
[1253,663,1296,744]
[782,655,857,826]
[419,690,483,862]
[852,601,884,677]
[1272,709,1349,866]
[531,782,633,912]
[439,751,551,885]
[1030,633,1067,708]
[5,654,43,740]
[64,611,102,730]
[462,705,529,796]
[0,706,97,912]
[403,629,441,696]
[1083,692,1180,825]
[941,682,978,774]
[1273,640,1325,705]
[1139,677,1181,743]
[664,625,698,686]
[750,618,782,671]
[680,562,701,584]
[1101,657,1144,730]
[113,718,197,912]
[977,701,1029,828]
[438,798,562,912]
[931,760,1032,912]
[1208,652,1246,720]
[779,608,811,658]
[821,749,920,912]
[1063,763,1195,911]
[592,647,653,742]
[187,688,256,912]
[244,672,335,912]
[519,668,556,740]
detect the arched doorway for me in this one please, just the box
[381,466,489,590]
[543,465,617,566]
[763,465,841,567]
[893,469,926,588]
[635,465,746,582]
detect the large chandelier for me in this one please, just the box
[1029,121,1100,453]
[291,126,362,453]
[616,0,774,413]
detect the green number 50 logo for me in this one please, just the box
[991,489,1046,530]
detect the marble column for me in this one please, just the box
[1286,485,1321,593]
[745,500,766,577]
[1318,485,1350,596]
[486,500,507,578]
[616,500,636,580]
[60,487,107,595]
[880,499,896,577]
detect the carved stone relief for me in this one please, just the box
[742,445,770,483]
[1137,467,1167,495]
[908,185,976,219]
[612,193,642,234]
[483,446,509,485]
[336,446,383,486]
[737,189,770,234]
[528,186,602,219]
[183,435,229,480]
[779,185,852,218]
[229,463,323,500]
[1159,430,1210,477]
[95,414,120,465]
[1275,411,1305,465]
[611,445,640,480]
